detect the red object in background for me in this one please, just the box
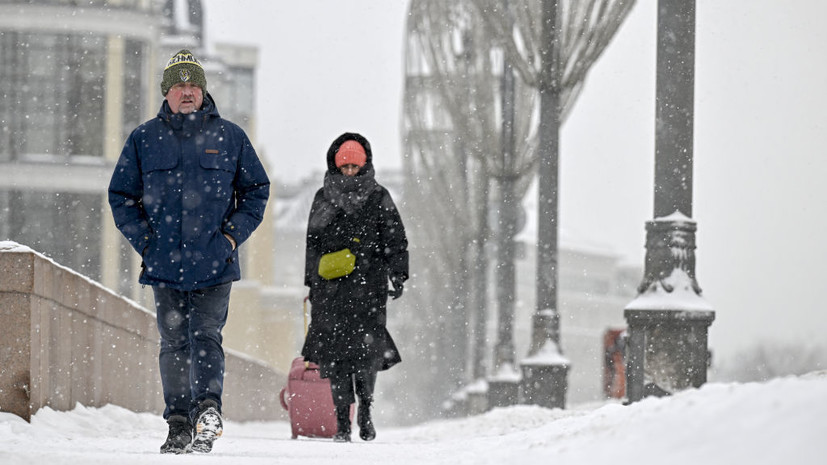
[603,328,626,398]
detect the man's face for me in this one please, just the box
[166,83,203,114]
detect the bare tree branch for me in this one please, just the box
[400,0,635,402]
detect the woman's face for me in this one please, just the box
[339,164,361,177]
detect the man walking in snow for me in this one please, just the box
[108,49,270,454]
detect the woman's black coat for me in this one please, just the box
[301,133,408,377]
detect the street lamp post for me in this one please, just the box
[624,0,715,403]
[520,0,569,410]
[488,0,522,408]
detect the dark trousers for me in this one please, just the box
[329,368,377,409]
[153,282,231,420]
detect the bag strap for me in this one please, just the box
[303,296,310,369]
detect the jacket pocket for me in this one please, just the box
[141,154,180,213]
[142,241,182,284]
[190,231,234,283]
[142,153,179,172]
[199,150,236,202]
[199,149,236,172]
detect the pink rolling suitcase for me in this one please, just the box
[279,297,353,439]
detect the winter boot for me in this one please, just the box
[160,415,193,454]
[357,402,376,441]
[192,399,223,453]
[333,406,351,442]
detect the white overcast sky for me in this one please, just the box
[203,0,408,179]
[201,0,827,361]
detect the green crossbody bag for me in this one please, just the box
[318,238,360,280]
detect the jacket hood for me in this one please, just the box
[326,132,373,174]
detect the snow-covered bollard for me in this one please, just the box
[624,214,715,403]
[520,339,569,409]
[487,363,522,408]
[465,378,489,415]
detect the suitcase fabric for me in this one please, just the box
[279,356,345,439]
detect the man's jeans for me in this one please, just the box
[153,282,231,420]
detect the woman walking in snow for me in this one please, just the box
[302,132,409,442]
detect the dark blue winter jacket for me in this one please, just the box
[108,94,270,291]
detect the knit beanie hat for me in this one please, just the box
[161,49,207,96]
[334,140,368,168]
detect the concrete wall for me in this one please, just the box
[0,243,286,422]
[223,282,304,374]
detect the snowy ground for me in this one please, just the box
[1,372,824,465]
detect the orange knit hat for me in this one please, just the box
[334,140,367,168]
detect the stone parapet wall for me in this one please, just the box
[0,243,286,422]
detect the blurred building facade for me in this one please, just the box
[0,0,293,371]
[513,191,639,404]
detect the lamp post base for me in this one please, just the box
[624,308,714,403]
[520,339,570,409]
[487,364,522,408]
[520,362,568,409]
[625,213,715,403]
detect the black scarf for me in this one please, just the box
[322,165,379,215]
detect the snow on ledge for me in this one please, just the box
[465,378,489,394]
[626,268,713,312]
[521,339,571,367]
[0,241,35,253]
[0,240,146,312]
[490,363,523,382]
[653,210,696,223]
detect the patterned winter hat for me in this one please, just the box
[161,49,207,96]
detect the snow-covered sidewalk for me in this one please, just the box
[1,372,824,465]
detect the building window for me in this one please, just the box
[122,39,146,139]
[0,31,106,161]
[0,32,148,283]
[214,66,254,130]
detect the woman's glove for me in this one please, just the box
[389,275,404,300]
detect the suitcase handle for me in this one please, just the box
[303,296,310,336]
[303,297,311,369]
[279,387,289,411]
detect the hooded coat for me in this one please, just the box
[108,94,270,291]
[301,133,408,377]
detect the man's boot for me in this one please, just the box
[192,399,223,453]
[333,406,351,442]
[160,415,193,454]
[357,401,376,441]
